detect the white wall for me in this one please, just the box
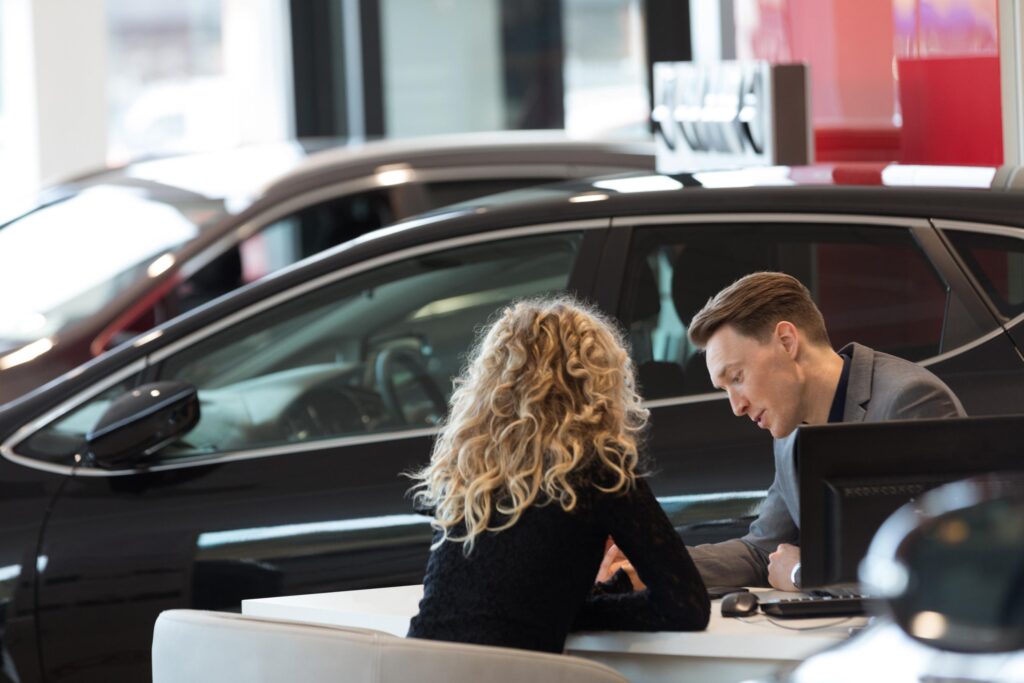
[30,0,109,186]
[0,0,107,202]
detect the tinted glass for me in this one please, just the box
[620,223,949,398]
[18,376,143,464]
[102,190,397,351]
[944,229,1024,319]
[19,232,582,465]
[173,190,395,314]
[152,232,582,456]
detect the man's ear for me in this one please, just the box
[775,321,800,358]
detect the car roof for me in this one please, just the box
[375,163,1024,237]
[212,162,1020,307]
[57,132,655,208]
[257,131,655,204]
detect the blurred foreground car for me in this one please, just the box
[1,165,1024,681]
[0,132,655,404]
[773,474,1024,683]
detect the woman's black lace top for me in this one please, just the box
[407,475,710,653]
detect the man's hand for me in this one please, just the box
[596,541,646,591]
[767,543,801,591]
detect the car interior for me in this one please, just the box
[625,222,951,401]
[21,233,583,465]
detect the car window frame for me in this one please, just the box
[3,218,610,477]
[602,212,999,408]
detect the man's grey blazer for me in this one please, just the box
[687,341,967,587]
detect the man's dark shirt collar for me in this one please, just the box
[827,353,852,423]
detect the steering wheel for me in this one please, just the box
[373,347,448,426]
[280,386,365,441]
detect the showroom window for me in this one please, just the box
[105,0,293,163]
[619,222,949,398]
[380,0,505,137]
[562,0,648,139]
[321,0,652,139]
[18,232,583,465]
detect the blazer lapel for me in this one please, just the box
[839,342,872,423]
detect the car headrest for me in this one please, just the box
[670,242,772,328]
[626,257,661,324]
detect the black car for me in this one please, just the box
[0,132,655,404]
[1,164,1023,682]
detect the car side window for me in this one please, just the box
[150,232,582,457]
[19,232,582,466]
[943,229,1024,319]
[174,190,395,314]
[105,190,397,350]
[620,223,949,399]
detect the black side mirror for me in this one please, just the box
[86,381,200,469]
[861,473,1024,654]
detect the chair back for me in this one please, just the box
[152,609,630,683]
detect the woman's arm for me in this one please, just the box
[574,478,710,632]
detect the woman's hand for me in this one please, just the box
[596,539,646,591]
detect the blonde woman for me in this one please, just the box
[407,298,709,653]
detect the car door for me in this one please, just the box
[602,213,1024,544]
[13,225,602,682]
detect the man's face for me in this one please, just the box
[704,324,804,439]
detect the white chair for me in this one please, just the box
[152,609,630,683]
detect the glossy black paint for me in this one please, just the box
[1,171,1024,681]
[36,433,434,681]
[86,382,200,469]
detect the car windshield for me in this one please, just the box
[0,184,227,345]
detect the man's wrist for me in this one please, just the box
[790,561,801,588]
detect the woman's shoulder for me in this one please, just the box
[572,467,654,512]
[572,450,651,488]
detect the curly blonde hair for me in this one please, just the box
[409,297,650,554]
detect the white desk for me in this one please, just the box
[243,585,866,683]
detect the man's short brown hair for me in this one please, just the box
[687,272,831,348]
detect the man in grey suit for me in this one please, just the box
[599,272,965,591]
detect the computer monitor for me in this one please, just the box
[797,414,1024,588]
